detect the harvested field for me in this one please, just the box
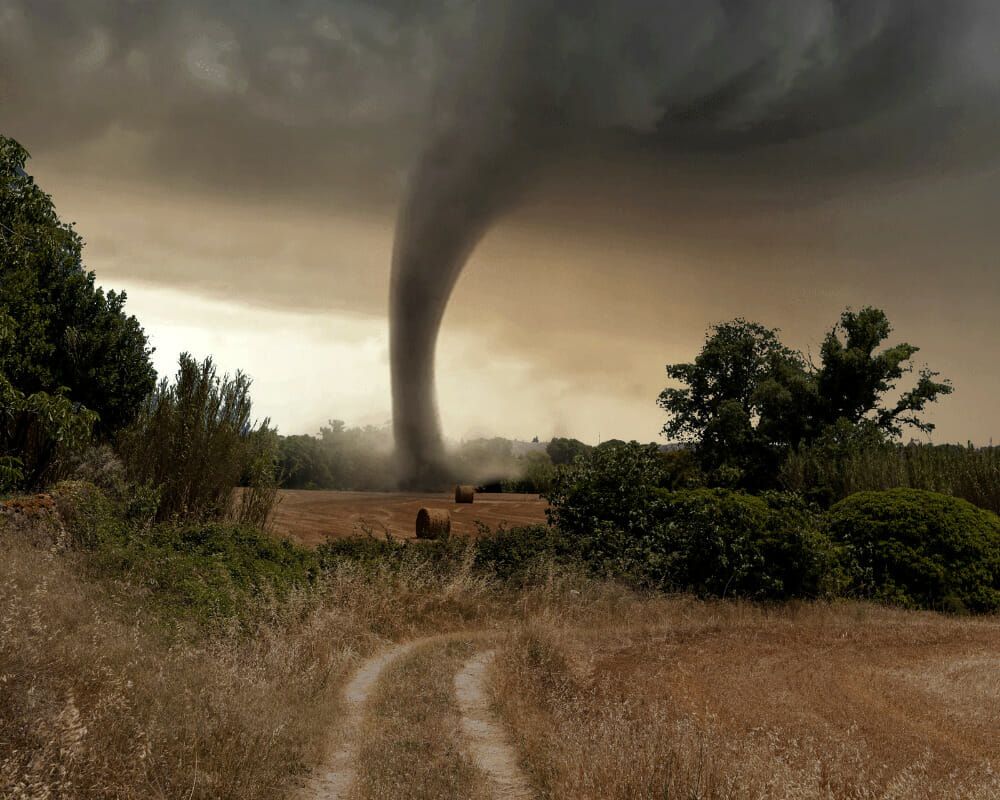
[268,490,548,546]
[493,602,1000,800]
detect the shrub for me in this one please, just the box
[826,489,1000,612]
[472,524,574,582]
[544,441,665,540]
[0,373,98,492]
[648,489,837,599]
[118,353,279,523]
[54,482,318,628]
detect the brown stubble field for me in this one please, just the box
[492,599,1000,800]
[268,489,548,545]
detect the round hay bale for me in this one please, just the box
[416,507,451,539]
[455,484,476,504]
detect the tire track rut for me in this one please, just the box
[300,641,418,799]
[455,649,535,799]
[301,634,535,800]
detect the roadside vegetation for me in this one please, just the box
[4,131,1000,798]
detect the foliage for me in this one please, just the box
[0,135,155,435]
[118,353,279,524]
[649,489,839,599]
[501,453,556,494]
[277,429,554,493]
[817,308,952,437]
[276,432,334,489]
[471,524,575,582]
[780,418,898,506]
[315,523,576,587]
[658,447,706,490]
[546,436,593,466]
[659,318,811,489]
[659,308,951,490]
[826,489,1000,612]
[55,481,319,629]
[782,428,1000,514]
[543,444,838,599]
[276,421,396,491]
[0,371,98,492]
[544,441,667,544]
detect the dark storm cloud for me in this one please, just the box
[3,0,997,202]
[3,0,999,481]
[387,0,1000,484]
[0,0,464,201]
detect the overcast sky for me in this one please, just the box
[3,0,1000,444]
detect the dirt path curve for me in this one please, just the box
[455,650,536,800]
[300,634,535,800]
[299,641,419,799]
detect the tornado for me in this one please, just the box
[390,122,526,487]
[390,0,981,489]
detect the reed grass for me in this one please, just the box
[782,442,1000,512]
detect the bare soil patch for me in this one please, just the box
[455,650,535,799]
[269,490,548,547]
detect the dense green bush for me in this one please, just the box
[827,489,1000,612]
[544,441,666,539]
[471,524,574,582]
[0,372,98,492]
[646,489,838,599]
[543,443,837,597]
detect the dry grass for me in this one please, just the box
[353,638,492,800]
[492,600,1000,800]
[7,502,1000,800]
[0,513,510,799]
[0,532,372,799]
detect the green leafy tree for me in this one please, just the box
[118,353,278,523]
[659,319,808,488]
[815,308,951,436]
[0,134,155,435]
[545,437,593,466]
[659,308,951,489]
[277,434,334,489]
[0,310,99,491]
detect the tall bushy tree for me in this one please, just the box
[546,437,593,466]
[816,308,951,435]
[119,354,278,523]
[0,134,155,435]
[659,319,809,489]
[659,308,952,489]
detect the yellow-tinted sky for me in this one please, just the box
[4,1,1000,445]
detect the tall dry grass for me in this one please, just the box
[0,511,516,799]
[492,600,1000,800]
[8,494,1000,800]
